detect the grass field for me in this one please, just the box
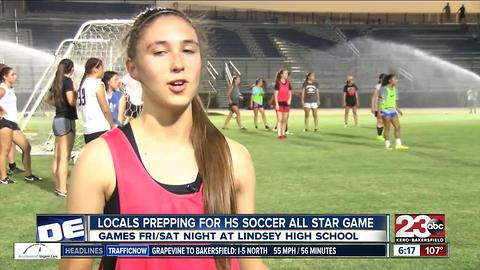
[1,109,479,270]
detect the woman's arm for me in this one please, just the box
[371,89,378,113]
[274,91,279,110]
[301,88,305,105]
[287,90,292,106]
[227,138,269,270]
[59,140,115,270]
[316,88,320,105]
[342,92,346,107]
[118,94,127,125]
[0,87,6,117]
[356,90,360,107]
[95,84,115,129]
[226,85,233,104]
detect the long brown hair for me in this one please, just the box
[51,58,74,108]
[0,65,12,83]
[79,57,102,91]
[125,8,236,270]
[276,68,288,83]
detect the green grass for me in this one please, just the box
[1,112,479,269]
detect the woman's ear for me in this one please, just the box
[126,58,140,81]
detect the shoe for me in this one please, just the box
[55,190,68,197]
[0,177,15,184]
[277,136,283,140]
[303,129,308,132]
[376,135,385,141]
[265,125,270,130]
[24,174,43,182]
[255,126,258,129]
[281,135,288,140]
[395,145,409,150]
[314,129,318,132]
[8,167,25,174]
[273,127,277,131]
[285,131,293,135]
[240,127,247,130]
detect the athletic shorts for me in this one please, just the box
[278,101,290,113]
[125,103,143,118]
[84,130,107,144]
[303,102,318,109]
[52,117,76,136]
[382,110,398,118]
[0,118,20,130]
[345,102,357,108]
[252,102,263,109]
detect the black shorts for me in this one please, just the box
[345,102,357,108]
[278,101,289,107]
[0,118,20,131]
[84,130,107,144]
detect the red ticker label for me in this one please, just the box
[420,244,448,257]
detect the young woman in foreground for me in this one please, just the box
[60,7,268,270]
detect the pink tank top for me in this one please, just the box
[100,128,240,270]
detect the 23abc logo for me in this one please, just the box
[395,215,445,238]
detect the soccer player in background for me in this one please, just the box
[0,63,24,175]
[343,75,359,127]
[223,75,246,130]
[121,72,143,122]
[378,74,409,150]
[60,7,268,270]
[77,58,114,144]
[371,73,385,141]
[466,88,477,114]
[274,68,292,140]
[0,66,42,184]
[301,72,320,132]
[102,71,127,127]
[50,59,77,197]
[250,78,269,129]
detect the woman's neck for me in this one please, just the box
[2,81,12,88]
[134,100,193,145]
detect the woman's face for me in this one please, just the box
[3,70,17,85]
[128,15,201,110]
[95,64,105,79]
[235,77,240,84]
[309,73,315,81]
[389,76,398,86]
[109,74,121,89]
[282,70,289,80]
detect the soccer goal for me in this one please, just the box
[19,19,218,156]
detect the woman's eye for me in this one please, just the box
[183,49,196,54]
[154,51,167,56]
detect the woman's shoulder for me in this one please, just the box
[225,137,253,169]
[73,135,115,187]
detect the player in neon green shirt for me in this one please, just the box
[250,79,269,129]
[377,74,409,150]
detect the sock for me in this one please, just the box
[396,138,402,146]
[385,140,391,148]
[9,162,16,169]
[377,127,384,136]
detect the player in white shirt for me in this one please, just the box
[77,58,114,144]
[121,73,143,122]
[371,73,385,141]
[0,66,42,184]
